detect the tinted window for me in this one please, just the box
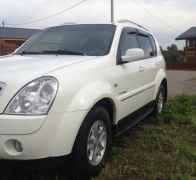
[149,35,157,56]
[138,34,156,58]
[16,25,116,56]
[119,31,140,57]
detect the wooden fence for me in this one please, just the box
[167,63,196,71]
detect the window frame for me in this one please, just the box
[117,27,158,65]
[117,27,139,65]
[137,29,158,59]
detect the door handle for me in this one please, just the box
[139,66,145,72]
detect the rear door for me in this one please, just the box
[136,30,158,104]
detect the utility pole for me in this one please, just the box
[1,21,5,28]
[111,0,114,23]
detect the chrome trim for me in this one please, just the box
[121,84,155,102]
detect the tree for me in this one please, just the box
[167,44,178,52]
[162,44,184,64]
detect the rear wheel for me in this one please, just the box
[71,106,112,177]
[154,84,167,115]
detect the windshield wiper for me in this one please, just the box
[42,50,85,56]
[17,49,85,56]
[17,51,42,55]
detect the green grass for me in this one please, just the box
[96,95,196,180]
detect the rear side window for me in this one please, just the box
[119,31,140,57]
[149,35,157,56]
[138,34,157,58]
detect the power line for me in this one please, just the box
[7,0,89,27]
[131,0,181,33]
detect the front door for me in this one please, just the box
[113,28,157,121]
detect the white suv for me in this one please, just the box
[0,20,167,176]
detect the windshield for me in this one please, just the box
[16,24,116,56]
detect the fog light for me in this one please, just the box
[5,139,23,156]
[14,140,23,153]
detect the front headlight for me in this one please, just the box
[5,76,58,115]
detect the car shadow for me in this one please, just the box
[0,169,92,180]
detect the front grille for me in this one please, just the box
[0,82,6,96]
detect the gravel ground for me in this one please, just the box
[167,70,196,96]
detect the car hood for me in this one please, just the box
[0,54,95,114]
[0,54,95,82]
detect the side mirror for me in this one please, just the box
[121,48,144,63]
[14,48,19,54]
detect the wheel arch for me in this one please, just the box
[92,98,117,128]
[153,69,167,100]
[161,78,168,100]
[71,97,116,156]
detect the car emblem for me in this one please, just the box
[0,82,6,96]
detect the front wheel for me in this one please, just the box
[71,106,112,177]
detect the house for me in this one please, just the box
[0,27,41,56]
[176,27,196,63]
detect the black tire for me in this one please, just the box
[71,106,112,177]
[154,84,167,115]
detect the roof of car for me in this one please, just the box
[0,27,41,39]
[50,21,151,34]
[116,19,150,31]
[49,24,115,29]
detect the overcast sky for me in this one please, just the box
[0,0,196,49]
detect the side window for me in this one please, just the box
[119,31,140,57]
[149,35,157,56]
[138,34,156,58]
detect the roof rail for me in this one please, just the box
[60,22,78,25]
[117,19,150,31]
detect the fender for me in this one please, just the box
[65,81,118,113]
[153,68,167,99]
[49,82,118,155]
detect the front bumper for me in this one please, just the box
[0,110,87,161]
[0,114,46,135]
[0,155,71,171]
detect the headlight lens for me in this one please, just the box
[5,77,58,115]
